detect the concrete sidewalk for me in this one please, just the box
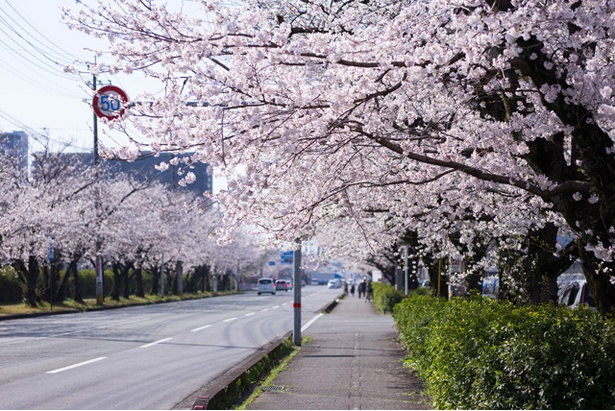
[245,293,432,410]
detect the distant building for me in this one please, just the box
[106,152,213,195]
[35,151,213,195]
[0,131,29,177]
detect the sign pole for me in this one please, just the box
[92,79,128,305]
[91,69,104,305]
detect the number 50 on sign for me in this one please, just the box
[92,85,129,120]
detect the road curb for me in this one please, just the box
[181,295,342,410]
[187,331,294,410]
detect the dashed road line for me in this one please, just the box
[47,357,107,374]
[191,324,212,332]
[140,337,172,348]
[97,318,150,329]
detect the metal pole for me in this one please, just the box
[437,258,442,297]
[293,239,302,346]
[176,260,183,296]
[93,71,99,166]
[160,254,165,298]
[403,245,409,298]
[92,66,104,305]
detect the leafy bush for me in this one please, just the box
[393,295,615,409]
[0,266,22,304]
[77,269,114,298]
[372,282,404,313]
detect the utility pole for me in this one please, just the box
[293,238,302,346]
[92,70,99,166]
[176,260,183,296]
[161,254,165,298]
[403,245,409,298]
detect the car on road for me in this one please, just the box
[257,278,276,295]
[327,279,342,289]
[275,279,292,292]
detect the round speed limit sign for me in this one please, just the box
[92,85,129,120]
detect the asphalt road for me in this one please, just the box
[0,286,341,410]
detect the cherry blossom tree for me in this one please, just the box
[65,0,615,312]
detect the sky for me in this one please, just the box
[0,0,199,154]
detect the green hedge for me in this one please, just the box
[0,266,22,304]
[393,295,615,409]
[372,282,404,313]
[372,282,430,314]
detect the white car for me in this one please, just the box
[257,278,276,295]
[327,279,342,289]
[558,279,595,308]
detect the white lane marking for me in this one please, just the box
[97,318,151,329]
[260,308,269,312]
[50,331,78,337]
[244,312,256,317]
[223,317,238,323]
[47,357,107,374]
[191,324,212,332]
[140,337,172,348]
[271,305,280,309]
[301,313,324,332]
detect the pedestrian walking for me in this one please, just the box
[350,284,355,297]
[365,282,373,302]
[358,281,366,299]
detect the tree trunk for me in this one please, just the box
[56,261,70,303]
[150,265,160,296]
[14,256,40,308]
[134,267,145,298]
[42,265,51,303]
[67,258,84,304]
[525,223,576,305]
[111,262,121,301]
[578,247,615,313]
[122,262,133,299]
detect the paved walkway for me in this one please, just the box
[246,293,432,410]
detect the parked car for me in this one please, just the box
[275,279,291,292]
[558,279,595,309]
[482,276,499,299]
[257,278,276,295]
[419,279,432,288]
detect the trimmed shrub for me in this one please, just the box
[0,266,22,304]
[393,295,615,409]
[373,282,404,313]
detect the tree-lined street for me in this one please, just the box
[0,288,338,410]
